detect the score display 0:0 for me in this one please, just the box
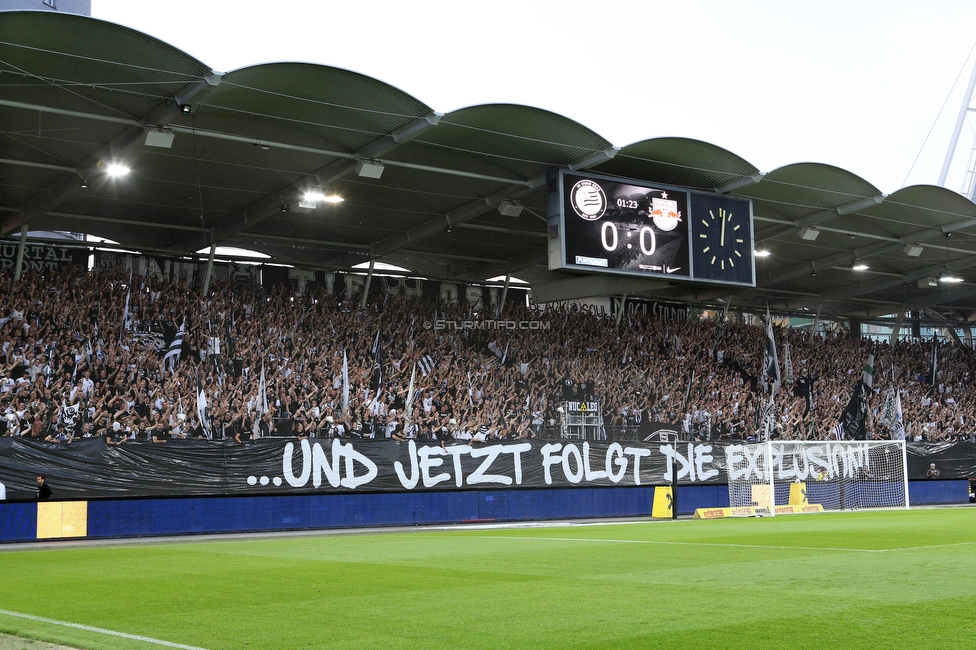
[599,221,656,255]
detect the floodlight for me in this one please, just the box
[852,259,868,271]
[105,162,130,177]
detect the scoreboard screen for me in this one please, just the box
[547,170,755,287]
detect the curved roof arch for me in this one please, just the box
[883,184,976,226]
[0,11,212,119]
[590,136,759,191]
[417,103,614,179]
[198,62,435,153]
[741,162,883,221]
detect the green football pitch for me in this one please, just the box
[0,508,973,650]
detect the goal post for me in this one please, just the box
[727,440,909,514]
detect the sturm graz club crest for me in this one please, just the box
[570,179,607,221]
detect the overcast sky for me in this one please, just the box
[93,0,976,196]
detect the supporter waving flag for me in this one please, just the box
[163,318,185,371]
[839,379,868,440]
[196,372,211,439]
[258,360,269,415]
[417,354,436,377]
[760,393,776,441]
[881,386,906,440]
[783,341,794,385]
[759,307,780,395]
[121,273,132,334]
[405,363,417,425]
[861,354,875,389]
[341,350,349,415]
[370,330,384,392]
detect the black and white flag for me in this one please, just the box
[418,354,436,377]
[196,373,211,439]
[760,307,780,395]
[839,380,868,440]
[163,319,185,371]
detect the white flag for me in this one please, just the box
[342,350,350,416]
[405,363,417,425]
[121,268,133,335]
[783,341,794,385]
[259,360,269,415]
[197,379,211,439]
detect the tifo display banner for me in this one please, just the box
[93,252,530,308]
[0,242,86,272]
[95,252,260,285]
[0,439,971,501]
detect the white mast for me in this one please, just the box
[938,56,976,187]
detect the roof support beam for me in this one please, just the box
[760,240,894,286]
[716,172,765,194]
[756,194,885,243]
[229,232,505,267]
[169,112,443,253]
[0,73,222,236]
[0,158,76,173]
[0,100,537,197]
[760,216,976,287]
[334,146,619,268]
[818,255,976,302]
[457,248,548,283]
[904,286,976,311]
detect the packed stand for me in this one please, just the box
[1,267,974,446]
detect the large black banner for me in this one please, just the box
[1,438,973,501]
[0,242,86,273]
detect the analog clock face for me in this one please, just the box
[691,195,754,284]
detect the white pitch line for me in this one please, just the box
[475,535,976,554]
[0,608,208,650]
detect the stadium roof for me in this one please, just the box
[4,11,976,326]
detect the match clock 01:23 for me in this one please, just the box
[689,193,755,285]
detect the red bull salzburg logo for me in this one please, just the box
[650,193,682,231]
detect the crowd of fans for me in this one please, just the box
[1,265,974,446]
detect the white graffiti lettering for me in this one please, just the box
[282,439,377,489]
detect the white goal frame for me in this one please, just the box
[726,440,909,515]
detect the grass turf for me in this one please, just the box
[0,508,974,649]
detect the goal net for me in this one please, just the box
[727,440,909,515]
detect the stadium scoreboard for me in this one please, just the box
[547,169,755,287]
